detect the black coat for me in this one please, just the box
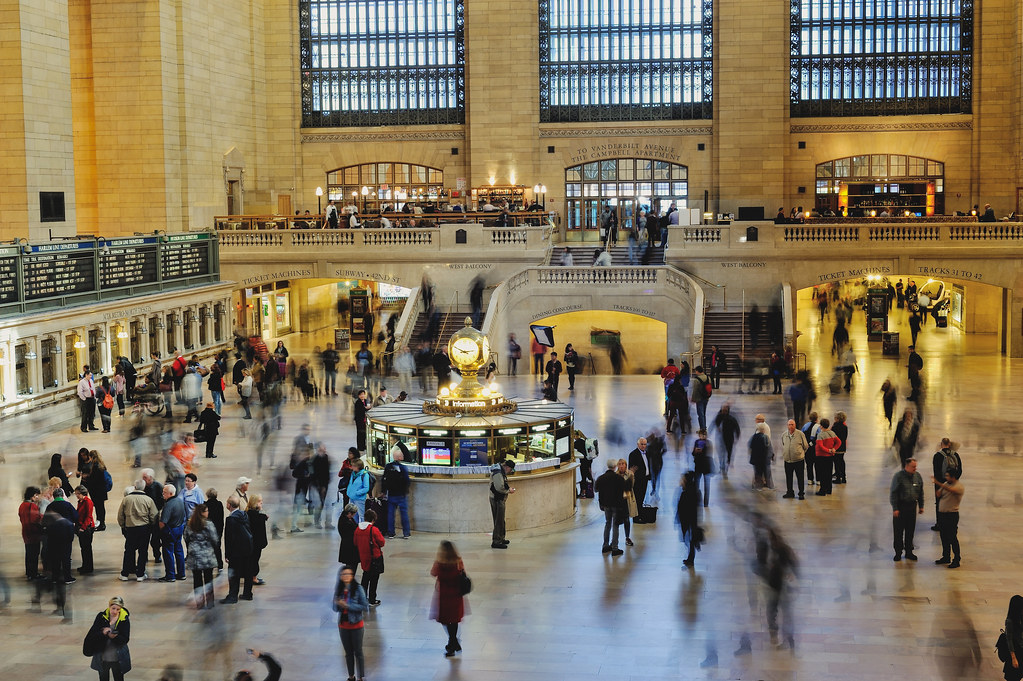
[206,497,225,536]
[337,514,359,566]
[594,469,626,512]
[198,407,220,436]
[224,510,253,565]
[83,466,109,504]
[247,510,269,551]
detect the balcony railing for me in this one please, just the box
[214,211,557,231]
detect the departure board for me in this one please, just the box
[0,247,18,304]
[23,244,96,300]
[100,237,159,288]
[161,234,210,280]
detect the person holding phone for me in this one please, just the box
[334,567,369,681]
[232,649,281,681]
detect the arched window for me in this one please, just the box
[790,0,972,116]
[565,159,688,237]
[299,0,465,126]
[327,162,445,212]
[816,154,945,216]
[539,0,713,122]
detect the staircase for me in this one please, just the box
[701,309,783,375]
[550,244,665,266]
[410,308,476,347]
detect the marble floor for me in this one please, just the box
[0,294,1018,681]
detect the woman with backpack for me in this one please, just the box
[346,459,373,522]
[83,451,111,532]
[97,376,114,433]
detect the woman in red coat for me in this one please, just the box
[353,509,385,606]
[430,540,468,657]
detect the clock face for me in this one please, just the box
[451,337,481,365]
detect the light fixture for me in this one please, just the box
[117,326,129,339]
[316,186,324,214]
[205,310,215,319]
[156,319,166,330]
[96,331,107,342]
[74,337,87,349]
[25,350,38,360]
[50,341,62,353]
[173,316,183,326]
[139,326,148,334]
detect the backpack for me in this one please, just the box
[802,421,817,450]
[103,469,113,492]
[102,390,114,410]
[703,378,713,398]
[996,630,1009,663]
[171,356,187,378]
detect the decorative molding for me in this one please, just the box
[540,126,712,138]
[302,130,465,143]
[790,121,972,133]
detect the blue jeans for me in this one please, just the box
[211,390,223,415]
[387,495,410,537]
[695,400,708,430]
[353,497,366,524]
[161,525,185,579]
[602,508,620,550]
[324,370,338,394]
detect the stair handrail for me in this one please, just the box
[673,265,727,309]
[393,286,422,358]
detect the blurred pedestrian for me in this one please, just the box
[676,471,702,567]
[74,485,96,575]
[183,504,218,609]
[354,508,385,606]
[431,540,468,657]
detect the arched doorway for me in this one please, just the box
[564,158,689,242]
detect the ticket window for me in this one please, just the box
[199,307,209,347]
[88,330,102,375]
[130,322,142,363]
[183,310,194,350]
[65,336,78,383]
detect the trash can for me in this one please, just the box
[882,331,900,356]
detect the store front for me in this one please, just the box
[326,162,446,212]
[565,158,689,242]
[815,155,945,216]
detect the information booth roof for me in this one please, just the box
[367,397,572,429]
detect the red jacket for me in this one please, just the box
[77,496,96,531]
[19,501,42,543]
[353,522,386,571]
[815,430,839,458]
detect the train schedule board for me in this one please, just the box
[23,242,95,301]
[0,246,19,304]
[100,237,159,288]
[161,233,211,280]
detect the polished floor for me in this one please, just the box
[0,292,1018,680]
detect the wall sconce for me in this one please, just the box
[96,331,107,342]
[205,310,215,319]
[138,326,148,334]
[25,350,38,360]
[50,338,63,353]
[172,315,183,326]
[74,335,87,349]
[116,325,129,339]
[156,319,166,330]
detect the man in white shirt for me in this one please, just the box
[77,370,98,432]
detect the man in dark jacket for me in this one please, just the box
[142,468,166,564]
[889,458,924,562]
[627,437,651,522]
[931,438,963,531]
[383,443,412,539]
[595,459,626,556]
[222,495,254,603]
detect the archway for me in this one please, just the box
[529,310,668,376]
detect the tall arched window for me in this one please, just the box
[299,0,465,126]
[790,0,972,117]
[327,162,445,212]
[565,159,688,239]
[539,0,713,122]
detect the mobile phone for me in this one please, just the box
[246,649,254,655]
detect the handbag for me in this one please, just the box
[458,569,473,596]
[193,428,207,443]
[369,531,385,574]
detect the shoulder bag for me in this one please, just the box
[369,530,385,574]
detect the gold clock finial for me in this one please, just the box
[464,316,472,326]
